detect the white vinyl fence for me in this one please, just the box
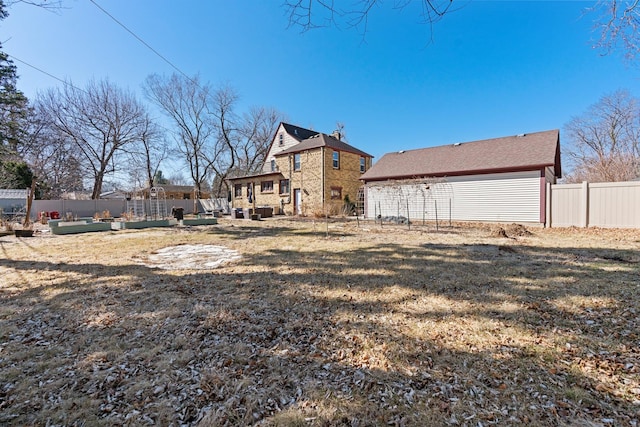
[547,181,640,228]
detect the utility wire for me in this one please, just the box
[7,53,88,94]
[89,0,196,85]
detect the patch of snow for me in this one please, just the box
[144,244,241,270]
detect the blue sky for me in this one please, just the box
[2,0,638,172]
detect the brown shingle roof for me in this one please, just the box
[360,130,561,182]
[276,133,373,158]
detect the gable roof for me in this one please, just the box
[281,123,319,142]
[276,133,373,158]
[361,130,561,182]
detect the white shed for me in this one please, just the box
[0,189,28,214]
[360,130,561,225]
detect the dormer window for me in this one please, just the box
[278,133,284,146]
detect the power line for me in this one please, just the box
[7,53,88,94]
[88,0,195,85]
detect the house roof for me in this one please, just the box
[143,185,195,192]
[276,133,373,158]
[360,130,561,182]
[227,171,284,182]
[281,123,319,142]
[0,189,28,199]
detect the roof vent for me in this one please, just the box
[516,133,526,137]
[453,142,462,146]
[398,150,405,154]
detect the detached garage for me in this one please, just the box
[360,130,561,225]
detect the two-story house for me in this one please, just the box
[228,122,373,216]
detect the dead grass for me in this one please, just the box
[1,219,639,426]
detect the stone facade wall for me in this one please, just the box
[230,174,286,214]
[324,149,368,215]
[289,149,324,216]
[231,147,372,217]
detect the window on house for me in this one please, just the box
[278,133,284,146]
[261,181,274,193]
[294,153,301,171]
[330,186,342,200]
[333,151,340,169]
[183,193,190,199]
[279,179,290,195]
[360,157,366,173]
[234,184,242,198]
[270,159,276,172]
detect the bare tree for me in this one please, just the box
[20,106,84,198]
[284,0,460,35]
[236,107,282,175]
[36,79,150,199]
[564,89,640,182]
[144,73,215,197]
[208,85,238,197]
[592,0,640,63]
[126,114,168,189]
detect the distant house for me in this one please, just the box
[99,190,128,200]
[228,122,373,216]
[138,185,211,200]
[360,130,561,225]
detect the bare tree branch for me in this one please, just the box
[591,0,640,63]
[564,89,640,182]
[36,79,150,199]
[284,0,462,38]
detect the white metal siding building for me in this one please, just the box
[361,130,561,225]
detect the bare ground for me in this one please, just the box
[1,218,639,426]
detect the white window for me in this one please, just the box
[332,151,340,169]
[294,153,301,171]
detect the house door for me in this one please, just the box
[293,189,302,215]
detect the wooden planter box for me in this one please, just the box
[14,229,34,237]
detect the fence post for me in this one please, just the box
[581,181,589,228]
[545,182,551,228]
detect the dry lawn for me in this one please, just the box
[1,218,639,426]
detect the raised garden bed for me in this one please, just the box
[50,222,112,235]
[121,219,173,229]
[182,218,218,226]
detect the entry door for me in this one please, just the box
[293,189,302,215]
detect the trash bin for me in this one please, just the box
[172,207,184,221]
